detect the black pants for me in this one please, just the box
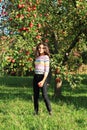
[33,74,51,113]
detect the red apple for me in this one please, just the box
[55,68,60,74]
[11,59,15,63]
[29,22,33,28]
[26,51,30,55]
[9,18,13,21]
[33,14,37,18]
[18,4,22,9]
[37,23,41,28]
[45,39,49,43]
[18,4,25,9]
[27,7,31,12]
[58,0,62,5]
[36,35,41,39]
[22,4,25,8]
[32,5,36,10]
[20,14,24,19]
[56,77,61,83]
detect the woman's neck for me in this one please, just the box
[39,53,45,56]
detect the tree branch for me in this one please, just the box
[62,31,81,65]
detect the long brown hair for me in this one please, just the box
[35,42,50,58]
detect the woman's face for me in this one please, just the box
[38,44,45,55]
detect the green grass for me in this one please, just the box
[0,75,87,130]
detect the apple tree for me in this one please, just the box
[1,0,50,76]
[1,0,87,96]
[44,0,87,95]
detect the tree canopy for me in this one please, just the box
[0,0,87,88]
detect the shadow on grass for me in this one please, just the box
[0,92,33,101]
[57,95,87,109]
[0,76,33,87]
[0,76,33,101]
[0,75,87,110]
[51,75,87,110]
[52,83,87,110]
[0,87,33,101]
[63,84,87,94]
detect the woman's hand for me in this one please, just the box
[38,72,48,87]
[38,80,44,87]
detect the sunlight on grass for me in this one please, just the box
[0,76,87,130]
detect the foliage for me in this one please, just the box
[0,0,87,89]
[82,51,87,64]
[0,35,34,76]
[1,0,50,76]
[51,60,82,89]
[8,0,48,43]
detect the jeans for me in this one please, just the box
[33,74,51,113]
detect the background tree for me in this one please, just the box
[0,0,87,96]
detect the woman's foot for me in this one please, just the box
[49,111,52,115]
[33,111,38,115]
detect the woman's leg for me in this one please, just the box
[41,81,52,113]
[33,76,40,114]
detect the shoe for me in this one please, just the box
[49,111,52,115]
[33,111,38,115]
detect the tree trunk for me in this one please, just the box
[54,80,62,97]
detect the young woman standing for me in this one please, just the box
[33,42,52,115]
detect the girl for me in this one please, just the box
[33,42,52,115]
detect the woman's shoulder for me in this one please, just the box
[41,55,49,58]
[44,55,49,60]
[37,55,49,60]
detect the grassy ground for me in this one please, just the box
[0,75,87,130]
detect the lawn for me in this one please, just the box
[0,75,87,130]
